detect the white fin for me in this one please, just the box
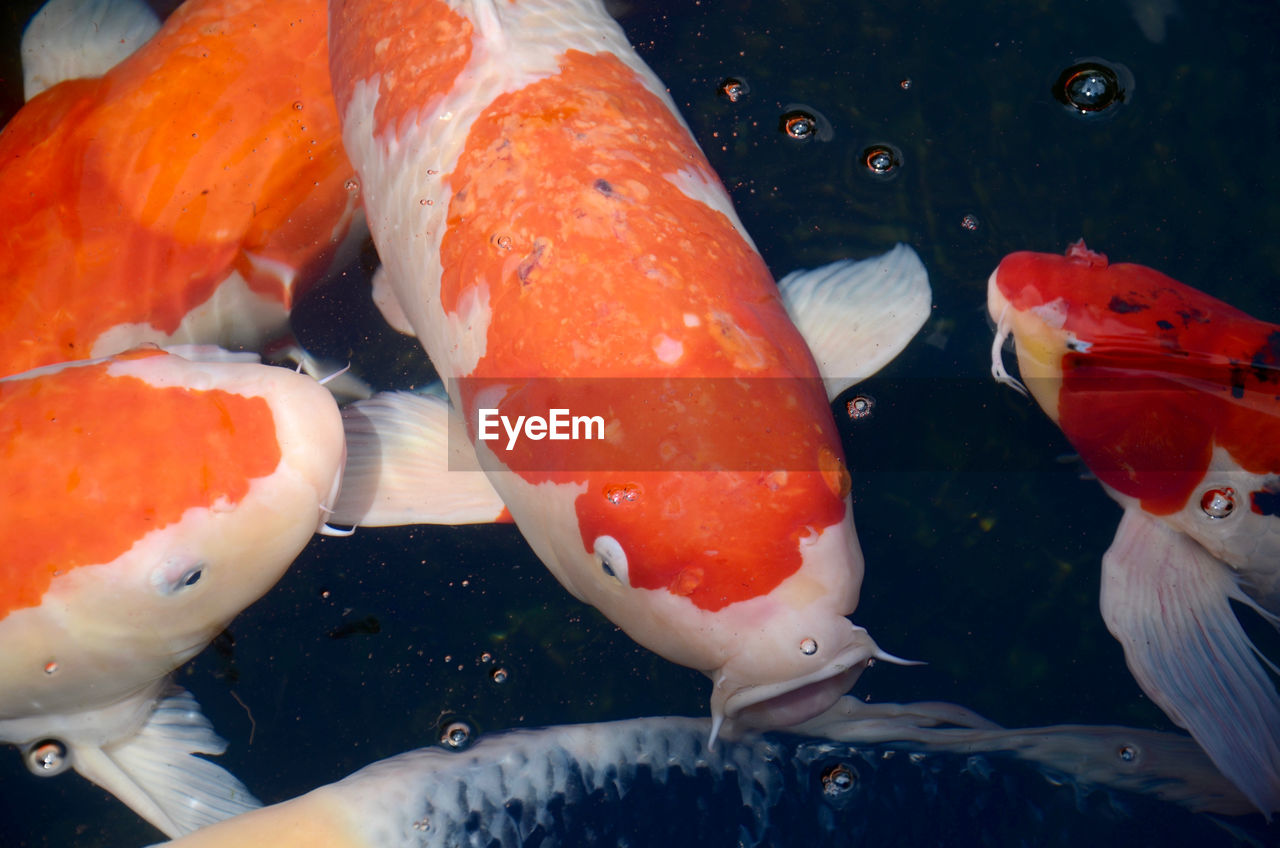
[70,685,259,838]
[371,266,417,337]
[777,243,932,401]
[21,0,161,100]
[1101,507,1280,817]
[331,389,508,526]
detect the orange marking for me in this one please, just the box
[577,468,846,611]
[0,360,281,617]
[329,0,474,139]
[441,50,815,381]
[0,0,355,375]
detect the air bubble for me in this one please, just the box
[779,104,833,142]
[717,77,749,103]
[846,395,875,420]
[292,101,303,111]
[800,637,818,655]
[961,214,980,231]
[490,667,508,684]
[605,483,641,504]
[440,720,473,749]
[1052,58,1133,117]
[821,763,855,797]
[491,234,513,251]
[344,179,359,192]
[1200,488,1236,519]
[861,144,902,178]
[43,661,58,675]
[1117,744,1137,763]
[24,740,69,776]
[899,78,912,90]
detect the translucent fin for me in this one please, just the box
[71,685,259,838]
[371,266,417,337]
[795,695,1253,816]
[1101,507,1280,817]
[331,389,508,526]
[776,244,931,401]
[22,0,160,99]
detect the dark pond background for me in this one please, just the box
[1,0,1278,845]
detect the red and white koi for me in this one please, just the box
[0,348,346,836]
[328,0,931,739]
[989,239,1280,815]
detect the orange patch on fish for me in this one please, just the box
[440,50,811,380]
[0,0,355,375]
[0,363,281,616]
[328,0,474,137]
[577,468,846,611]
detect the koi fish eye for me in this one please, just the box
[23,739,70,777]
[593,535,629,586]
[151,557,207,596]
[1199,487,1236,519]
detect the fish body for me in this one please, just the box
[988,240,1280,814]
[0,0,361,377]
[328,0,930,736]
[155,699,1262,848]
[0,348,346,836]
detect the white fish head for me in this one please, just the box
[0,349,345,722]
[496,466,895,740]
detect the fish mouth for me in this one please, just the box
[707,626,916,745]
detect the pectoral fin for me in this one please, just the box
[331,389,508,526]
[1100,507,1280,816]
[71,685,259,838]
[777,243,931,401]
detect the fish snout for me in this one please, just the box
[708,618,897,743]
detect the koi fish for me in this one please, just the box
[988,240,1280,815]
[153,697,1257,848]
[326,0,932,740]
[0,0,361,377]
[0,347,346,837]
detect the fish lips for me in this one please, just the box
[711,624,891,736]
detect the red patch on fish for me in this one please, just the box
[0,360,281,616]
[995,243,1280,514]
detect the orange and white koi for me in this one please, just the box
[0,0,361,377]
[328,0,931,740]
[0,348,346,836]
[989,239,1280,815]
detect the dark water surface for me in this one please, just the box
[1,0,1278,845]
